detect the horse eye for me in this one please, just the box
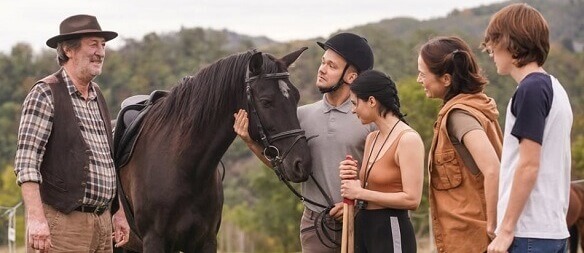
[259,99,272,107]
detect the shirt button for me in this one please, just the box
[81,182,86,187]
[78,199,82,203]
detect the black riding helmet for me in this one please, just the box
[317,32,374,93]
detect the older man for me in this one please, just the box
[14,14,129,252]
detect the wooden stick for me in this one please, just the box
[341,201,349,253]
[345,199,355,253]
[341,198,355,253]
[341,155,355,253]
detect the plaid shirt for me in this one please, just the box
[14,70,116,207]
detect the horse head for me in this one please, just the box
[245,47,312,183]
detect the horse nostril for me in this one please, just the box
[290,159,309,182]
[294,159,303,170]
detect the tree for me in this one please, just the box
[0,165,24,247]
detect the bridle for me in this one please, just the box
[244,54,341,248]
[244,66,306,181]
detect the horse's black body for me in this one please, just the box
[118,48,311,252]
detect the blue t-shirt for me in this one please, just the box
[510,72,553,144]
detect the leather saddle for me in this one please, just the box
[113,90,168,169]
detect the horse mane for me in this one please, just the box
[144,51,253,143]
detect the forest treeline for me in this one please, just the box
[1,0,583,251]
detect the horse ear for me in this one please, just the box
[281,47,308,68]
[249,52,263,76]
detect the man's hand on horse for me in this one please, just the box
[112,208,130,247]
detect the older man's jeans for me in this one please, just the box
[509,237,567,253]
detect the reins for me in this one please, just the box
[244,56,340,247]
[244,56,333,209]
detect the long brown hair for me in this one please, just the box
[419,36,488,102]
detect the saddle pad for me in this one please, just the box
[113,91,169,169]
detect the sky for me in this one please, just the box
[0,0,505,54]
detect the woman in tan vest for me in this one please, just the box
[418,36,503,252]
[339,70,425,252]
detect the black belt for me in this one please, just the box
[75,205,108,215]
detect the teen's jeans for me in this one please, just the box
[509,237,567,253]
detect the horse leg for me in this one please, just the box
[112,248,139,253]
[200,243,218,253]
[188,240,217,253]
[570,224,579,253]
[579,220,584,253]
[569,186,581,227]
[142,234,172,253]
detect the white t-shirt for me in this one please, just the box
[497,73,572,239]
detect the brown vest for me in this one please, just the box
[38,69,114,214]
[429,93,503,253]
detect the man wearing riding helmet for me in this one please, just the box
[234,32,375,252]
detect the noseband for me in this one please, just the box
[245,70,306,181]
[244,58,341,249]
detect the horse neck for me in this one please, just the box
[152,53,250,180]
[179,82,247,180]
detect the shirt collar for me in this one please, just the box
[321,94,352,114]
[61,68,97,100]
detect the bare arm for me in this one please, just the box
[21,182,52,252]
[341,132,424,210]
[488,139,540,253]
[233,109,272,167]
[462,129,500,238]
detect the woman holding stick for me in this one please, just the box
[340,70,424,253]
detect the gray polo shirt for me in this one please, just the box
[298,95,375,212]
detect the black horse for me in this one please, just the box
[117,48,311,252]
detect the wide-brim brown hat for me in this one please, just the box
[46,14,118,49]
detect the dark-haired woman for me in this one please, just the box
[418,36,503,253]
[339,70,424,253]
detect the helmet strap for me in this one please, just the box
[319,64,351,94]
